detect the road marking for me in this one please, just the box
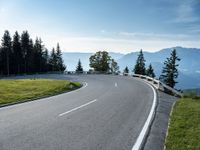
[132,81,157,150]
[58,99,97,117]
[115,82,118,87]
[82,82,88,89]
[63,82,88,95]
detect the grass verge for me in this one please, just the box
[0,79,81,106]
[165,98,200,150]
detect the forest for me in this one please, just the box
[0,30,66,75]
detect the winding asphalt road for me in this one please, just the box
[0,74,154,150]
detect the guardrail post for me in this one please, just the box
[132,74,182,97]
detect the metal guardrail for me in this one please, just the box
[65,71,119,75]
[125,73,182,97]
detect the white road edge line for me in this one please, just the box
[82,82,88,89]
[58,99,97,117]
[64,82,88,95]
[132,81,157,150]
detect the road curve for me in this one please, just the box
[0,74,154,150]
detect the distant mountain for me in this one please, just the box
[118,46,200,72]
[118,46,200,89]
[62,47,200,89]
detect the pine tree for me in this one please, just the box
[56,43,66,71]
[0,30,66,75]
[0,47,2,75]
[1,30,12,75]
[76,59,83,73]
[33,37,45,72]
[123,66,129,75]
[49,48,57,71]
[146,64,155,78]
[28,39,34,73]
[134,49,146,75]
[21,31,30,73]
[12,31,22,74]
[160,49,180,88]
[42,48,49,72]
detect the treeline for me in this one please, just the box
[0,30,65,75]
[88,49,180,88]
[131,49,180,88]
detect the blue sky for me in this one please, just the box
[0,0,200,53]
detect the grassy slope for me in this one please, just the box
[0,79,81,105]
[165,98,200,150]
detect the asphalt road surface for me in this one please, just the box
[0,74,154,150]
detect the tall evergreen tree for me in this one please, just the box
[28,39,34,73]
[12,31,22,74]
[134,49,146,75]
[42,48,49,72]
[146,64,155,78]
[0,47,2,75]
[123,66,129,75]
[1,30,12,75]
[159,49,180,88]
[49,48,57,71]
[21,31,30,73]
[33,37,44,72]
[0,30,66,75]
[76,59,83,73]
[55,43,66,71]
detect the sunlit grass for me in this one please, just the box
[0,79,81,105]
[165,98,200,150]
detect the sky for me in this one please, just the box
[0,0,200,53]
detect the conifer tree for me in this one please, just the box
[21,31,30,73]
[56,43,66,71]
[123,66,129,75]
[12,31,22,74]
[28,39,34,73]
[49,48,57,71]
[0,30,66,75]
[134,49,146,75]
[160,49,180,88]
[1,30,12,75]
[43,48,49,72]
[146,64,155,78]
[76,59,83,73]
[0,47,2,75]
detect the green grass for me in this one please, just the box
[0,79,81,105]
[165,98,200,150]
